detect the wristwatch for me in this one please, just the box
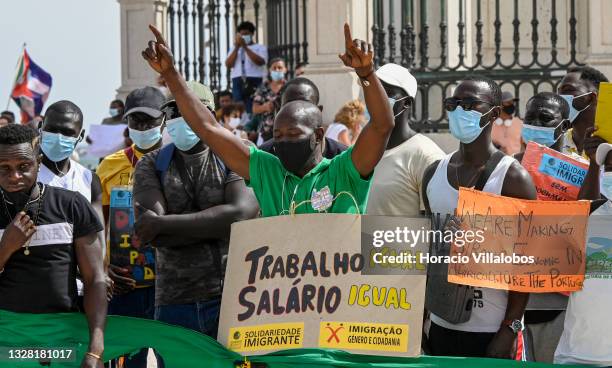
[502,319,523,334]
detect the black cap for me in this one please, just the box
[124,87,166,118]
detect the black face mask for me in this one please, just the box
[274,134,318,175]
[502,105,515,115]
[1,183,36,212]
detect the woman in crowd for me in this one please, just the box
[220,102,248,139]
[248,57,287,145]
[325,99,366,146]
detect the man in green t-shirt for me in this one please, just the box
[141,23,394,217]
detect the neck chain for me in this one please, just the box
[53,160,69,177]
[1,183,45,255]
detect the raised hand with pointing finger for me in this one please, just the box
[337,22,395,179]
[142,25,176,75]
[338,23,374,78]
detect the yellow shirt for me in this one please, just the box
[96,145,154,287]
[562,128,588,160]
[96,145,144,206]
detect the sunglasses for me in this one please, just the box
[162,102,215,120]
[444,97,495,112]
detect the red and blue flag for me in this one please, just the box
[11,49,52,123]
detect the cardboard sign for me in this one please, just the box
[595,82,612,144]
[448,188,590,292]
[109,186,155,286]
[521,141,589,201]
[218,214,426,357]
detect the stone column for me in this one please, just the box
[582,0,612,79]
[116,0,169,100]
[302,0,372,124]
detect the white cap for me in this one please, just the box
[375,63,418,98]
[596,143,612,166]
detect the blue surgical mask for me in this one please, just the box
[521,121,564,147]
[602,172,612,199]
[241,34,252,44]
[41,131,80,162]
[129,126,162,150]
[448,106,492,144]
[109,108,120,117]
[166,117,200,151]
[560,93,592,123]
[270,71,285,81]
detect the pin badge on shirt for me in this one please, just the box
[311,186,333,212]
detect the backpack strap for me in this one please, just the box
[474,150,505,191]
[155,143,176,184]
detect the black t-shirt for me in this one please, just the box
[0,185,103,313]
[259,137,348,160]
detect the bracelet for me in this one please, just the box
[86,352,102,360]
[357,69,374,87]
[357,69,374,79]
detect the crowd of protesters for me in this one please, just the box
[0,19,611,368]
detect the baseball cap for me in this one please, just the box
[596,143,612,166]
[501,91,516,102]
[124,86,166,118]
[375,63,418,98]
[162,81,216,111]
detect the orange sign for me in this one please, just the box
[448,188,590,292]
[521,141,589,201]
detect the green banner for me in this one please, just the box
[0,310,586,368]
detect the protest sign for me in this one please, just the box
[109,186,155,286]
[447,188,590,293]
[87,124,127,157]
[585,203,612,279]
[521,141,589,201]
[218,214,427,357]
[595,82,612,143]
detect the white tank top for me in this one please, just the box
[427,151,515,333]
[325,123,349,142]
[38,159,93,202]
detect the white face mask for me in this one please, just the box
[228,117,241,129]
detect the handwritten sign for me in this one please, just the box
[109,187,155,286]
[448,188,590,292]
[218,214,426,357]
[521,141,589,201]
[595,82,612,144]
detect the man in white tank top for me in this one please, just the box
[422,78,537,359]
[37,101,105,301]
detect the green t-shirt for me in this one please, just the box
[247,145,372,217]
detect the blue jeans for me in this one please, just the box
[231,77,263,114]
[107,287,156,368]
[154,299,221,368]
